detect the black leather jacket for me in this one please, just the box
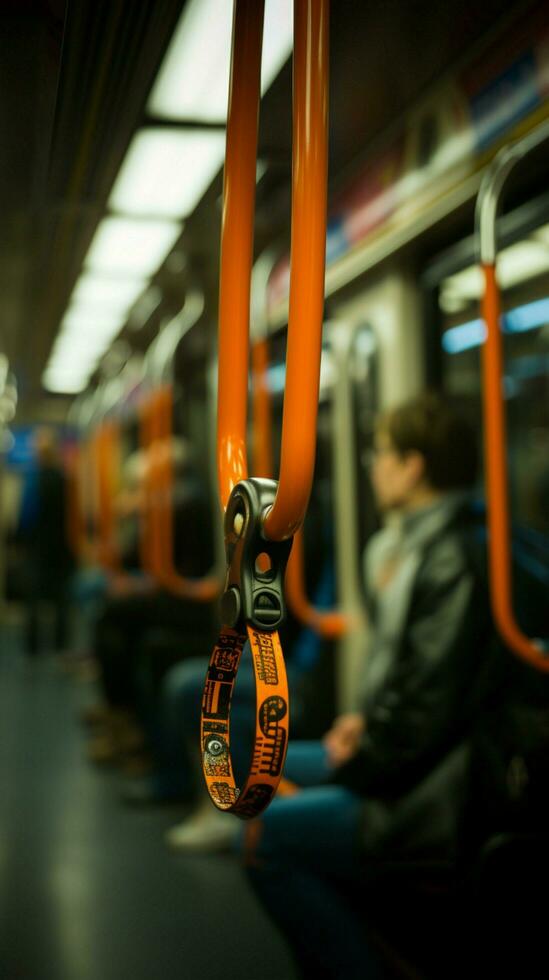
[333,497,494,803]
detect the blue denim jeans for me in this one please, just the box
[241,742,382,979]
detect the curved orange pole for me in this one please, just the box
[285,530,348,638]
[138,397,157,576]
[481,264,548,671]
[153,385,220,602]
[217,0,329,544]
[217,0,265,507]
[96,421,121,572]
[264,0,329,540]
[252,338,347,638]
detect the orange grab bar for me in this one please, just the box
[95,421,121,572]
[138,396,158,577]
[477,120,549,671]
[217,0,329,542]
[72,426,120,571]
[154,385,220,602]
[252,338,347,638]
[139,387,220,599]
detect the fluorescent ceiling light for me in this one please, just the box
[44,359,92,379]
[61,306,127,334]
[71,272,148,312]
[43,375,89,394]
[85,216,181,277]
[148,0,292,122]
[109,128,226,219]
[43,363,91,387]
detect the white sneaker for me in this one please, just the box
[165,808,241,853]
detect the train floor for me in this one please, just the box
[0,617,297,980]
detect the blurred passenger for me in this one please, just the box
[85,440,217,766]
[242,392,494,980]
[19,427,73,656]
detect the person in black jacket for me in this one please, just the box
[242,392,493,979]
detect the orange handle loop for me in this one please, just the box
[155,385,220,601]
[477,120,549,671]
[252,337,347,637]
[139,397,158,576]
[139,387,220,599]
[285,529,348,638]
[97,421,121,572]
[217,0,329,542]
[217,0,264,507]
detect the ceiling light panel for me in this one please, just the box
[148,0,292,122]
[109,128,226,219]
[42,374,89,394]
[71,272,148,312]
[60,309,127,341]
[85,216,181,277]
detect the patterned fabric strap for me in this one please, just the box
[201,625,289,819]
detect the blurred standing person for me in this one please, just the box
[20,427,73,656]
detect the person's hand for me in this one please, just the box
[322,712,365,767]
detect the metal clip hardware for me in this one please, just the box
[220,479,293,632]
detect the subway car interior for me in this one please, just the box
[1,0,549,977]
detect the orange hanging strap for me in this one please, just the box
[201,625,289,815]
[477,120,549,672]
[202,0,330,820]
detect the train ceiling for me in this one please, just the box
[0,0,537,420]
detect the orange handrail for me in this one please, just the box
[95,421,121,572]
[153,385,220,601]
[138,396,158,576]
[476,119,549,671]
[217,0,329,543]
[252,338,347,638]
[139,386,220,600]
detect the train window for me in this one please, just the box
[349,324,379,570]
[437,224,549,538]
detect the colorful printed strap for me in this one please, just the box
[201,624,289,819]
